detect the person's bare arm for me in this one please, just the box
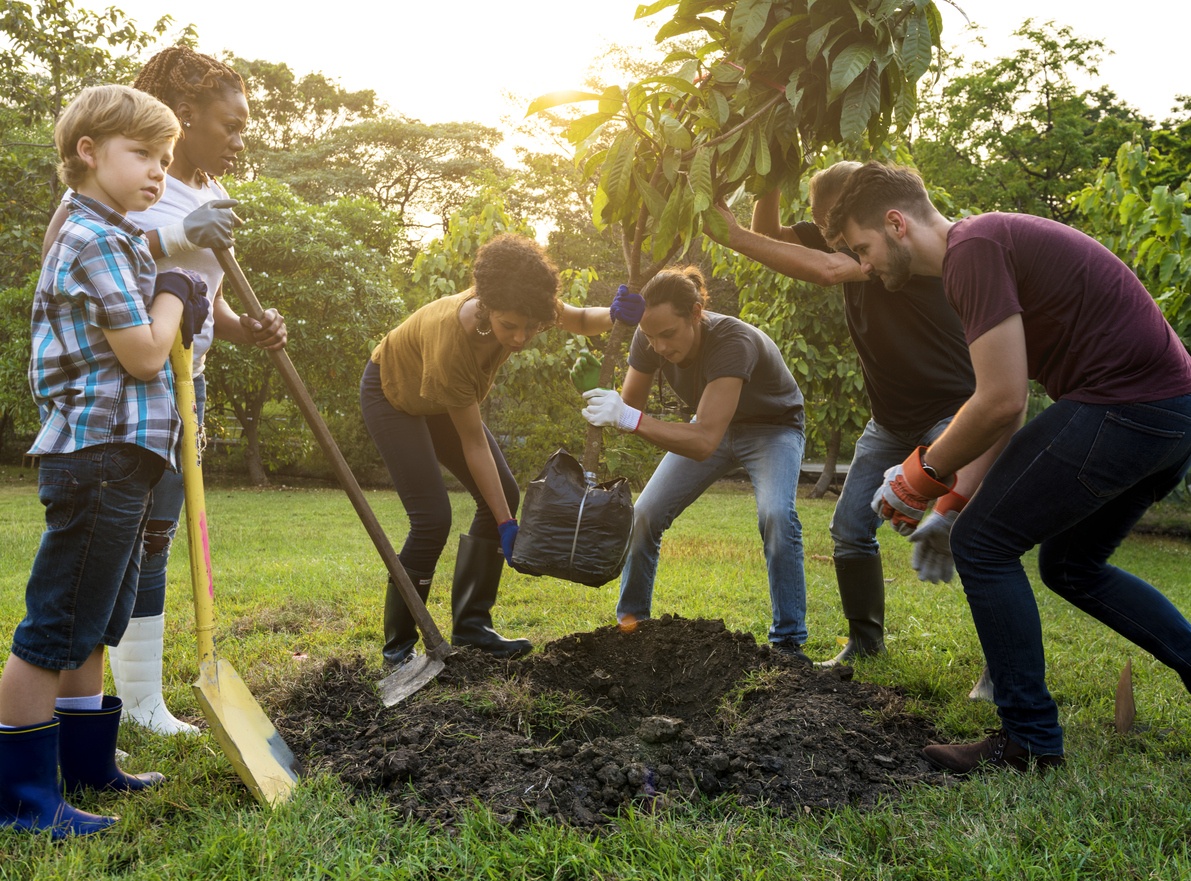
[710,200,868,287]
[447,401,514,525]
[103,296,184,381]
[211,285,287,350]
[557,303,615,336]
[632,375,744,462]
[922,314,1030,482]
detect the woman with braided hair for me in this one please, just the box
[42,46,286,735]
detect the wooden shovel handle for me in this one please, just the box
[215,250,451,660]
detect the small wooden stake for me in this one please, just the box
[1114,658,1135,735]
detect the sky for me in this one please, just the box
[79,0,1186,131]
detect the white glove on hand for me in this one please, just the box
[581,388,642,432]
[908,509,959,583]
[158,198,240,255]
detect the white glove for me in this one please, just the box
[908,509,959,583]
[581,388,642,432]
[158,199,240,255]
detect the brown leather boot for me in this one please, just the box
[922,729,1064,775]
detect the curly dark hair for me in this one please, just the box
[132,46,245,186]
[639,266,709,318]
[471,234,561,331]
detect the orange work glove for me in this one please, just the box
[871,446,955,536]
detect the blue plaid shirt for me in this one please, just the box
[28,193,180,468]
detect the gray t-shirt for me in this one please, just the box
[629,311,805,431]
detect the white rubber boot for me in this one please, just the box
[109,614,199,735]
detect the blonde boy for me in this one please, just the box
[0,84,207,839]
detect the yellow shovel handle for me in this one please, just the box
[170,333,217,671]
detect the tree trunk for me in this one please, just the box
[810,427,842,499]
[239,414,269,487]
[581,319,635,474]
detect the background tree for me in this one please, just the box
[207,178,398,484]
[0,0,177,288]
[1074,140,1191,345]
[533,0,946,471]
[911,19,1150,222]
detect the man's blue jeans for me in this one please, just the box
[830,417,952,560]
[951,394,1191,755]
[616,422,808,644]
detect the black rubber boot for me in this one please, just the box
[56,696,165,793]
[383,567,433,667]
[0,720,117,839]
[450,534,532,659]
[817,555,887,667]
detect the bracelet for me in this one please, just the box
[157,223,196,257]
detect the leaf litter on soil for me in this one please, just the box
[275,615,945,827]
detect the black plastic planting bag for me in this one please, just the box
[512,449,633,587]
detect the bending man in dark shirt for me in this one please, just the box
[829,161,1191,774]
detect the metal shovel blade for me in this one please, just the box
[378,655,447,706]
[194,658,300,806]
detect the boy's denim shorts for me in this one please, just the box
[11,443,165,670]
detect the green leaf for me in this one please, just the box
[829,41,876,102]
[659,114,693,150]
[730,0,773,49]
[639,75,704,98]
[754,135,772,177]
[526,90,603,117]
[708,89,730,125]
[839,63,881,142]
[690,148,713,212]
[900,10,933,82]
[654,182,688,261]
[635,0,679,17]
[599,85,626,114]
[761,12,810,55]
[634,169,669,219]
[723,127,756,182]
[565,111,615,147]
[599,131,637,218]
[701,205,731,243]
[591,186,610,231]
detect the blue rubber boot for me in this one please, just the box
[57,696,165,793]
[0,720,117,839]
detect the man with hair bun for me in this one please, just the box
[582,266,811,661]
[829,161,1191,774]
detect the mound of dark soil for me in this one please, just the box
[276,616,944,827]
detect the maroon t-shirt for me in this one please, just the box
[943,213,1191,404]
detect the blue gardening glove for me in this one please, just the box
[582,387,642,432]
[158,198,240,255]
[497,518,519,565]
[155,268,209,349]
[609,284,645,325]
[871,446,954,536]
[908,491,967,583]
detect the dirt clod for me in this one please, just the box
[276,615,944,827]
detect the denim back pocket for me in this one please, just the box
[1077,410,1186,498]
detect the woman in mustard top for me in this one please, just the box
[361,235,644,665]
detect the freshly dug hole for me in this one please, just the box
[276,615,943,827]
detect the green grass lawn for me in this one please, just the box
[1,464,1190,878]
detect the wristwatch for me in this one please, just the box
[920,458,941,482]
